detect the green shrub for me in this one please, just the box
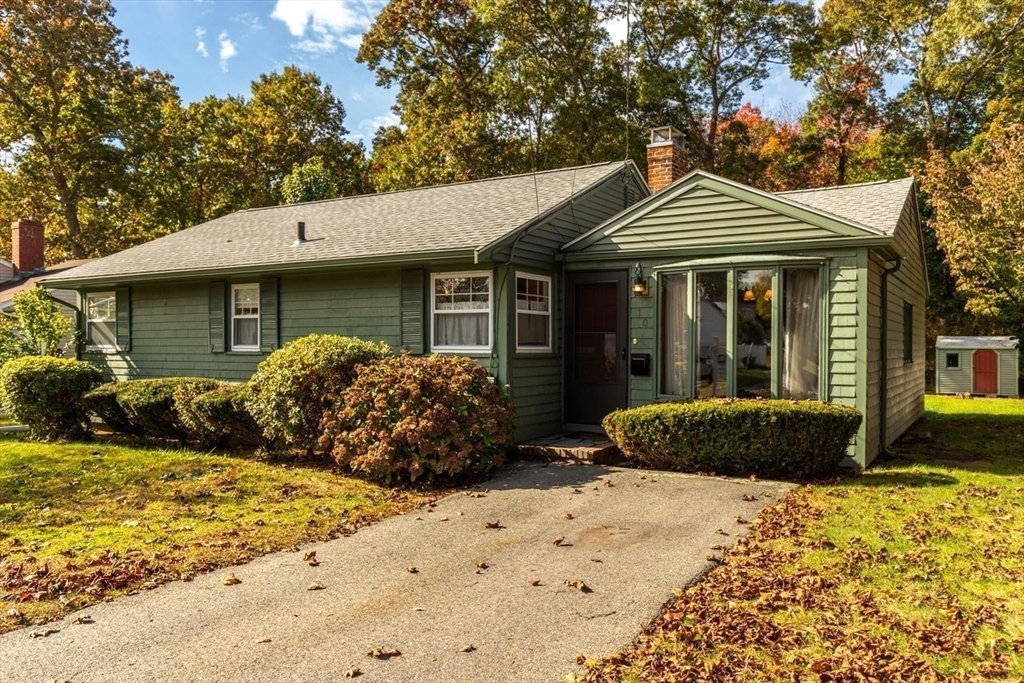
[105,378,221,443]
[0,356,102,441]
[246,334,391,454]
[176,383,264,449]
[82,382,143,436]
[322,353,515,483]
[602,399,863,480]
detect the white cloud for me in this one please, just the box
[219,31,237,71]
[196,27,208,57]
[270,0,382,54]
[353,113,401,141]
[234,13,264,31]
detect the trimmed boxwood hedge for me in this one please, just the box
[602,398,863,479]
[84,378,221,443]
[176,383,265,449]
[0,356,102,441]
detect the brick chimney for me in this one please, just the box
[646,126,688,193]
[12,218,45,276]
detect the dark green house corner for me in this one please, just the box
[42,128,929,468]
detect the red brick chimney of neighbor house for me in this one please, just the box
[646,126,688,193]
[11,218,45,276]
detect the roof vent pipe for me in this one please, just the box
[293,221,306,246]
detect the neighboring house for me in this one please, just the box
[0,220,90,354]
[42,127,928,467]
[935,336,1019,397]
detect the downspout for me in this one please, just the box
[879,256,902,457]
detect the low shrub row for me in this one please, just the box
[0,335,516,485]
[603,398,862,479]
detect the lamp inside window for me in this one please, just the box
[632,263,648,296]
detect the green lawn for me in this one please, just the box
[581,395,1024,682]
[0,441,431,632]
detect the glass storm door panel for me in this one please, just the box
[782,267,821,399]
[565,271,629,426]
[696,271,729,398]
[736,269,773,398]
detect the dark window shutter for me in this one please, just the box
[209,281,226,353]
[260,277,279,353]
[401,269,424,354]
[115,286,131,351]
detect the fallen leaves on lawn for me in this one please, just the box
[406,567,419,574]
[366,646,402,660]
[221,573,241,586]
[307,582,326,591]
[71,615,93,625]
[257,638,271,644]
[460,644,476,653]
[529,579,542,586]
[563,513,574,520]
[553,536,566,546]
[484,520,503,529]
[303,551,319,567]
[345,667,362,678]
[577,489,947,683]
[475,561,489,570]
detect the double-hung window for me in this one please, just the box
[231,284,260,351]
[85,292,116,350]
[431,272,491,352]
[516,273,552,352]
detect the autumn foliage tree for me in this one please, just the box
[924,123,1024,340]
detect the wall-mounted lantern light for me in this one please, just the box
[631,262,649,296]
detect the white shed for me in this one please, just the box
[935,336,1020,397]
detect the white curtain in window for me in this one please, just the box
[782,268,820,399]
[660,274,689,395]
[434,312,488,347]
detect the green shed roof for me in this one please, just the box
[44,162,629,285]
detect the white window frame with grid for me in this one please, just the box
[430,271,492,353]
[85,291,116,350]
[230,283,260,352]
[515,273,552,352]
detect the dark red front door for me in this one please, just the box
[973,349,998,394]
[565,271,629,426]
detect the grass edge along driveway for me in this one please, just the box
[578,395,1024,682]
[0,442,432,632]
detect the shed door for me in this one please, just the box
[565,271,629,427]
[973,349,998,394]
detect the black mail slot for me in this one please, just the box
[630,353,651,377]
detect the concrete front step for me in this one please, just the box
[511,432,623,465]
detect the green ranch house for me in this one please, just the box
[42,128,927,468]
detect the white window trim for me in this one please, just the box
[230,283,260,352]
[430,271,493,353]
[515,272,552,353]
[85,291,116,351]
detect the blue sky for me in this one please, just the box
[111,0,815,146]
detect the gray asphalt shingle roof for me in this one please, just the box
[777,177,915,235]
[44,162,626,284]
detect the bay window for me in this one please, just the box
[432,272,492,351]
[658,263,822,400]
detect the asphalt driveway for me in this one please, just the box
[0,462,792,683]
